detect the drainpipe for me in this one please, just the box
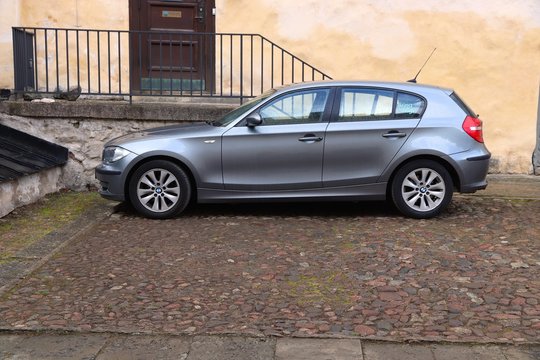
[534,81,540,175]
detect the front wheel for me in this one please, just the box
[128,160,191,219]
[391,160,453,219]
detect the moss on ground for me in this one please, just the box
[287,271,355,308]
[0,191,106,260]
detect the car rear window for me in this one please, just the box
[450,92,476,116]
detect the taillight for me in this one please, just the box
[462,115,484,143]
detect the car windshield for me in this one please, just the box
[211,89,277,127]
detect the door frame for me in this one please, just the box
[128,0,215,93]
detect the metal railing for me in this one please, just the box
[12,27,332,103]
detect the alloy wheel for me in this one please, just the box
[136,168,180,213]
[400,168,446,212]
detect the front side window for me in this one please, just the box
[338,89,394,121]
[215,89,276,126]
[259,89,330,126]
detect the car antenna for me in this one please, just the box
[408,47,437,83]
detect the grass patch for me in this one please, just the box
[0,191,105,259]
[287,271,355,308]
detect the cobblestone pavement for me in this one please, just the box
[0,177,539,344]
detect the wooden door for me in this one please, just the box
[129,0,215,93]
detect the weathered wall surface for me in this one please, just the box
[0,0,21,90]
[535,84,540,174]
[18,0,128,29]
[216,0,540,174]
[0,167,62,218]
[0,101,233,192]
[0,115,176,190]
[1,0,539,173]
[0,0,129,90]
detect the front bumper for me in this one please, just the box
[95,154,138,201]
[95,166,125,201]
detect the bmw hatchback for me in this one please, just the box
[95,81,490,219]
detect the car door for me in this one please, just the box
[222,88,333,191]
[323,88,425,186]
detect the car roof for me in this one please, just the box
[274,80,454,96]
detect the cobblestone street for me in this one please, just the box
[0,177,539,345]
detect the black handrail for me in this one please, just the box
[12,27,332,103]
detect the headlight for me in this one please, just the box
[102,146,132,163]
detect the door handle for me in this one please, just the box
[298,134,323,142]
[382,131,407,138]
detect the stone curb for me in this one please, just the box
[0,331,539,359]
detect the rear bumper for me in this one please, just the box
[451,150,491,193]
[461,179,488,193]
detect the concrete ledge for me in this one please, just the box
[0,100,235,121]
[0,100,236,196]
[0,167,63,218]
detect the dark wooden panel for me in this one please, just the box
[148,2,197,31]
[129,0,215,92]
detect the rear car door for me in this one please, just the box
[323,88,425,186]
[222,88,333,190]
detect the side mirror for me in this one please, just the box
[245,113,262,127]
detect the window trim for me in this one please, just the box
[450,92,476,117]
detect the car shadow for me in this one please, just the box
[113,200,400,219]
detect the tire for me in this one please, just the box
[391,160,453,219]
[128,160,191,219]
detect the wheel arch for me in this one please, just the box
[123,155,198,203]
[385,155,461,197]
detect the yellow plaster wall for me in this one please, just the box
[0,0,129,91]
[1,0,538,172]
[216,0,540,173]
[17,0,128,29]
[0,0,22,89]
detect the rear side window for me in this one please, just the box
[338,89,394,121]
[395,93,426,119]
[450,92,476,116]
[337,88,426,122]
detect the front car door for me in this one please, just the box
[323,88,426,186]
[222,88,333,191]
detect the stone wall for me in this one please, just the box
[0,101,234,193]
[534,83,540,175]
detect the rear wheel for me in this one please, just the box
[391,160,453,219]
[128,160,191,219]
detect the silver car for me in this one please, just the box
[95,81,490,219]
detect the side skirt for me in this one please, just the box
[197,183,388,203]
